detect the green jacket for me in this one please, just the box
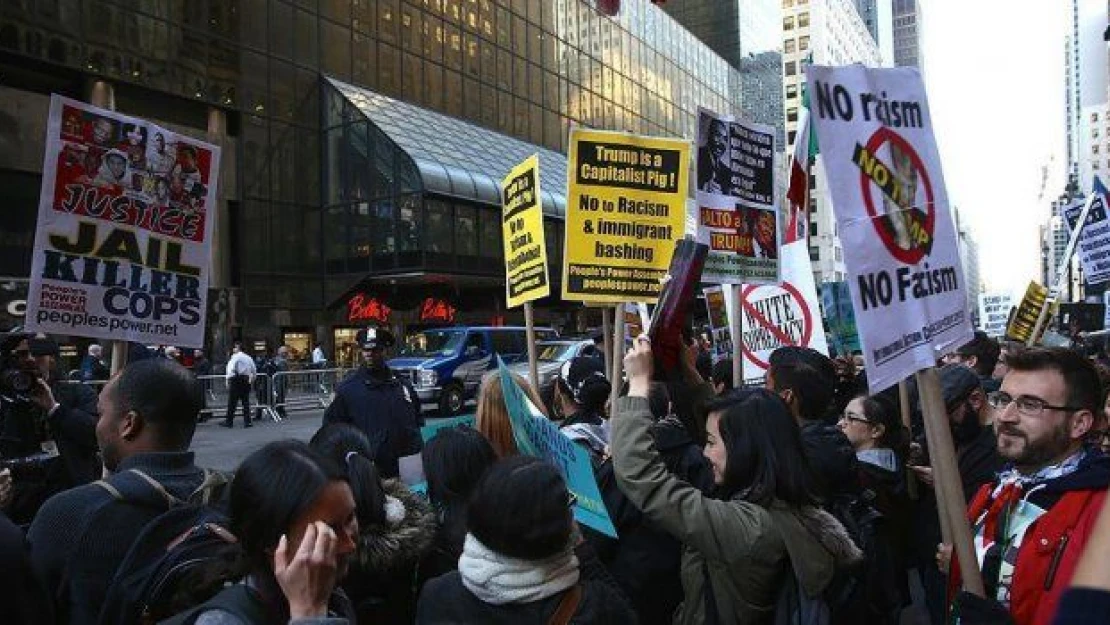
[611,396,863,625]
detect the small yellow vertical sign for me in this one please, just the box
[500,154,550,308]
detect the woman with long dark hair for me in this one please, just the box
[311,424,436,625]
[164,441,358,624]
[610,336,862,624]
[417,426,498,586]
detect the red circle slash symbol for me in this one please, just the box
[857,127,935,265]
[740,282,813,370]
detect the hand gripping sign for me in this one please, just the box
[806,65,972,393]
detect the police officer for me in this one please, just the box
[322,328,422,478]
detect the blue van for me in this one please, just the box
[388,326,557,414]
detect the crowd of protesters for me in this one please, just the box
[3,326,1110,625]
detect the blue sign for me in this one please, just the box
[420,414,476,442]
[496,357,617,537]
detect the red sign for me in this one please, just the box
[420,297,457,323]
[347,293,392,323]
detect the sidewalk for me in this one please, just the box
[191,408,326,472]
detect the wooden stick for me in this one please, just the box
[611,305,626,408]
[1027,297,1053,347]
[524,302,539,398]
[916,368,985,596]
[731,285,743,388]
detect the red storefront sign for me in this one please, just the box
[347,293,392,323]
[419,297,456,323]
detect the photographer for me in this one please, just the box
[0,333,99,524]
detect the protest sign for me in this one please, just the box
[563,128,689,303]
[821,280,861,356]
[806,65,972,392]
[740,240,829,385]
[420,415,475,442]
[25,96,219,348]
[501,155,550,308]
[1104,291,1110,329]
[704,285,735,363]
[496,358,617,537]
[978,293,1014,337]
[1006,281,1055,345]
[696,109,780,285]
[1062,181,1110,286]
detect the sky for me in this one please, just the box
[923,1,1067,298]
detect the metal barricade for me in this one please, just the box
[269,367,353,417]
[196,373,279,423]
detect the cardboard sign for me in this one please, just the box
[806,65,972,392]
[821,280,862,357]
[1062,181,1110,286]
[420,415,476,442]
[740,240,829,385]
[704,285,734,363]
[563,128,689,303]
[696,108,780,284]
[25,96,219,347]
[978,293,1014,338]
[1006,281,1053,344]
[501,155,550,307]
[496,358,617,537]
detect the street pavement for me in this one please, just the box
[191,408,328,472]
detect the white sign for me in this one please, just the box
[25,96,220,347]
[1062,187,1110,286]
[739,240,829,385]
[978,293,1014,337]
[704,285,734,363]
[806,65,972,392]
[695,108,780,285]
[1104,291,1110,330]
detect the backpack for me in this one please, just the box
[92,468,243,625]
[821,490,903,625]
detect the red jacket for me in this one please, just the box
[953,453,1110,625]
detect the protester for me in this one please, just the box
[416,455,637,624]
[80,343,110,381]
[590,380,712,625]
[838,392,913,622]
[766,346,860,500]
[945,330,1003,393]
[223,342,256,428]
[611,335,862,624]
[310,423,435,625]
[474,369,547,457]
[418,426,497,585]
[553,356,611,460]
[30,335,101,488]
[28,358,209,624]
[943,347,1109,625]
[709,358,733,395]
[166,440,358,624]
[323,328,422,479]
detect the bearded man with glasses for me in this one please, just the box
[943,347,1110,625]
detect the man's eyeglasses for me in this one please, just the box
[986,391,1083,417]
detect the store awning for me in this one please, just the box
[328,77,568,218]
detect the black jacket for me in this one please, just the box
[416,543,638,624]
[27,451,208,625]
[588,417,712,625]
[343,480,436,625]
[0,511,52,624]
[50,379,101,487]
[323,367,423,478]
[800,421,861,498]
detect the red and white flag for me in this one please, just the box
[785,106,811,246]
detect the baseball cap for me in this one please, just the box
[357,327,395,350]
[939,363,981,407]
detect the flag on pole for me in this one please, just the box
[785,107,813,245]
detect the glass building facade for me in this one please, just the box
[0,0,776,353]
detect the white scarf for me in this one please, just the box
[458,533,580,605]
[857,448,900,472]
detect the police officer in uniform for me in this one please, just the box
[322,328,423,478]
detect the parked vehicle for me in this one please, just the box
[507,339,601,412]
[388,326,557,415]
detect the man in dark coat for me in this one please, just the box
[323,328,423,478]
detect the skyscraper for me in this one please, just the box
[1066,0,1109,192]
[853,0,895,65]
[892,0,924,70]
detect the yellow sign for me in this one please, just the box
[500,154,550,308]
[1006,281,1055,344]
[562,128,690,303]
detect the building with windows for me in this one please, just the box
[852,0,893,65]
[1079,102,1110,193]
[954,207,981,324]
[891,0,923,70]
[781,0,883,284]
[1065,0,1109,190]
[0,0,765,363]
